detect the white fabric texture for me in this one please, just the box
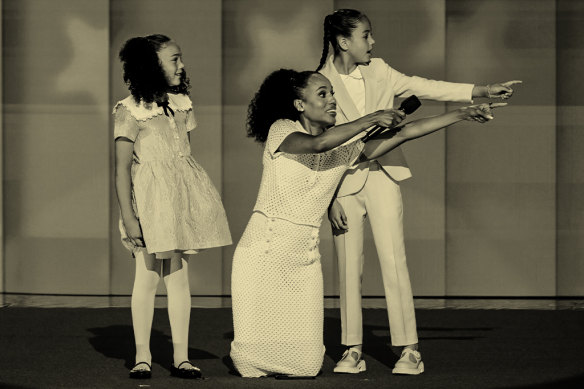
[334,166,418,346]
[339,67,365,116]
[113,94,231,258]
[231,213,324,377]
[231,119,364,377]
[253,119,364,227]
[318,55,474,348]
[319,55,474,192]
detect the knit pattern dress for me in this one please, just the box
[113,93,231,258]
[230,119,364,377]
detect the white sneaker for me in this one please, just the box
[392,348,424,375]
[333,347,366,374]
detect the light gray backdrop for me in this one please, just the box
[2,0,583,298]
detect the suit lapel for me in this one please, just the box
[320,55,361,122]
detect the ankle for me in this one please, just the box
[348,344,363,353]
[135,345,151,364]
[173,343,189,367]
[403,343,419,352]
[135,353,152,364]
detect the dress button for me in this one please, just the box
[178,152,183,157]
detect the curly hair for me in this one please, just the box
[316,9,368,71]
[247,69,319,143]
[118,34,190,104]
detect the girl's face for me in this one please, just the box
[345,19,375,65]
[296,74,337,129]
[157,42,185,87]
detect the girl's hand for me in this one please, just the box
[124,216,145,248]
[460,102,507,123]
[373,109,406,128]
[328,200,348,231]
[487,80,522,100]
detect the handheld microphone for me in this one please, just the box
[362,95,422,142]
[399,94,422,115]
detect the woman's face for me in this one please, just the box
[345,19,375,65]
[297,73,337,128]
[157,42,185,87]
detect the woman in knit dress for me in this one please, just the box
[230,68,504,378]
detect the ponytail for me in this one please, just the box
[316,9,367,71]
[316,15,332,71]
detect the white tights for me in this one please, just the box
[131,250,192,367]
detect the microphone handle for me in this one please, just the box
[362,125,384,142]
[362,108,405,142]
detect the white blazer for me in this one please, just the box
[319,55,474,197]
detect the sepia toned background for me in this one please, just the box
[2,0,583,298]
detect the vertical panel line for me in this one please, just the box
[554,0,559,297]
[108,0,113,296]
[0,0,4,294]
[443,0,449,297]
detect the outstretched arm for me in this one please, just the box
[473,80,522,100]
[278,109,405,154]
[360,103,507,162]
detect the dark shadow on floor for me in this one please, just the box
[495,373,584,389]
[0,383,37,389]
[324,313,493,370]
[221,331,241,376]
[87,325,218,371]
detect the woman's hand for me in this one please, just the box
[459,102,507,123]
[373,109,406,128]
[328,199,348,231]
[123,216,145,248]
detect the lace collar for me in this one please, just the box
[113,93,192,121]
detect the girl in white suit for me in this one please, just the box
[317,9,521,375]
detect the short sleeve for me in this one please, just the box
[266,119,303,158]
[113,104,139,142]
[343,140,365,166]
[186,108,197,132]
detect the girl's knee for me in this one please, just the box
[133,275,160,294]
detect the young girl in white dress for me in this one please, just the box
[230,68,505,378]
[114,34,231,380]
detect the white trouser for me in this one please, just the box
[334,166,418,347]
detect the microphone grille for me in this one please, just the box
[400,95,422,115]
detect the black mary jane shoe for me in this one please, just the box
[170,360,203,379]
[129,361,152,379]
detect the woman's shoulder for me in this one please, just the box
[265,119,304,144]
[271,118,296,128]
[269,119,304,134]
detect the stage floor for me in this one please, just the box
[2,293,583,310]
[1,304,583,389]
